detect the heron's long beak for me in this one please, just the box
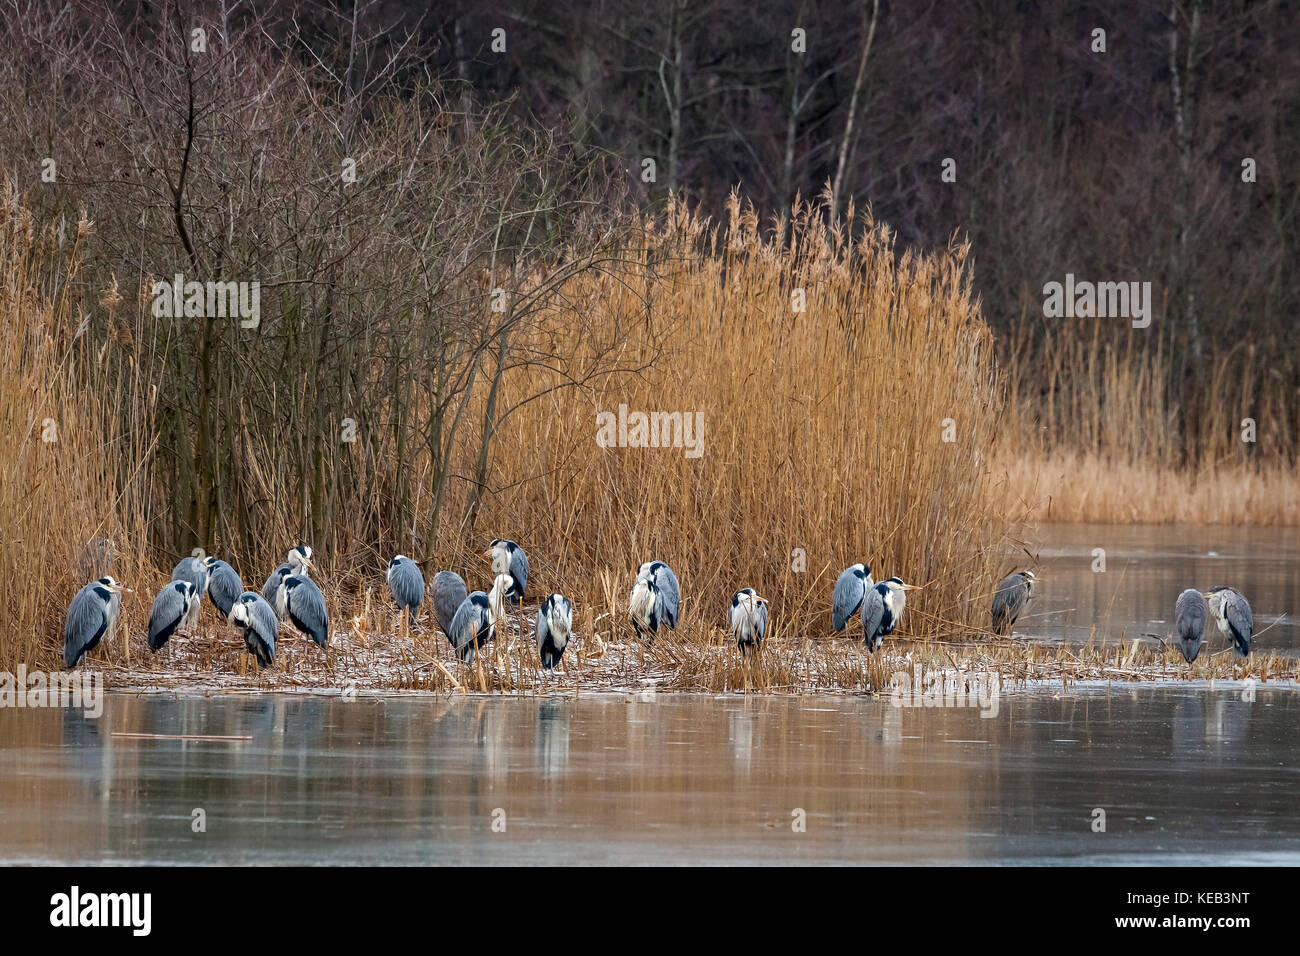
[114,584,133,593]
[902,583,923,591]
[754,594,768,604]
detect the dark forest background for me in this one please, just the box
[417,0,1299,404]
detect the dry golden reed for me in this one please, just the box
[461,194,1011,652]
[0,188,153,672]
[997,312,1299,524]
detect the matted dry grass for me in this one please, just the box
[93,604,1298,696]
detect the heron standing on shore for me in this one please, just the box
[206,559,244,618]
[831,563,873,633]
[276,574,329,647]
[387,555,425,638]
[229,591,278,668]
[447,573,514,665]
[537,593,574,670]
[431,570,469,637]
[729,588,769,654]
[1204,586,1253,658]
[487,540,529,604]
[64,576,131,668]
[992,570,1037,634]
[148,580,201,651]
[1174,588,1209,663]
[862,577,922,652]
[630,561,679,642]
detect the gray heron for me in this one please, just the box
[630,561,680,642]
[262,563,293,616]
[275,574,329,647]
[431,570,469,637]
[1204,586,1253,658]
[206,559,243,618]
[862,577,922,652]
[262,547,313,620]
[729,588,769,654]
[147,580,201,651]
[446,573,513,663]
[172,555,215,597]
[64,576,131,668]
[536,593,574,669]
[229,591,277,668]
[1174,588,1208,663]
[831,563,873,633]
[991,570,1037,634]
[386,555,425,621]
[487,539,529,604]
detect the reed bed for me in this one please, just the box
[993,451,1299,524]
[3,187,1294,693]
[998,312,1299,524]
[4,190,1022,681]
[465,194,1011,649]
[0,194,153,674]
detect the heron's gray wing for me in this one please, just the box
[510,548,529,599]
[242,593,278,666]
[390,561,425,613]
[287,577,329,646]
[262,565,291,613]
[1224,590,1253,656]
[832,569,865,632]
[172,557,208,593]
[148,583,187,650]
[654,565,680,628]
[991,574,1026,632]
[1175,589,1207,640]
[432,571,469,634]
[1173,589,1207,662]
[755,603,768,642]
[208,562,243,617]
[860,587,885,648]
[447,594,487,661]
[64,584,108,667]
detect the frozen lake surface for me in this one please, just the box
[1,686,1296,864]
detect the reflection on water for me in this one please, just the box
[1,688,1297,864]
[1024,523,1299,652]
